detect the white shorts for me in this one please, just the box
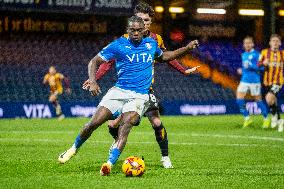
[237,82,261,96]
[98,87,149,117]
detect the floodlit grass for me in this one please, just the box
[0,115,284,188]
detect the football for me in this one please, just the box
[122,156,145,177]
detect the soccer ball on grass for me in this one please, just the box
[122,156,145,177]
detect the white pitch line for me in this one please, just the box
[0,131,75,134]
[0,138,281,148]
[190,133,284,142]
[0,130,283,142]
[136,132,284,142]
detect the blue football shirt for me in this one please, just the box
[98,36,163,94]
[241,49,262,83]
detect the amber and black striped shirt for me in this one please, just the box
[258,48,284,86]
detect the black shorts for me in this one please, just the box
[263,84,282,96]
[144,91,159,115]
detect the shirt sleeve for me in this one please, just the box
[98,41,118,62]
[157,34,166,51]
[96,60,115,80]
[44,74,49,81]
[257,50,266,67]
[168,60,187,74]
[155,42,163,58]
[248,52,261,70]
[57,73,64,80]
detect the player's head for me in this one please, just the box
[243,36,254,52]
[49,66,57,75]
[127,16,145,44]
[269,34,281,51]
[134,2,154,31]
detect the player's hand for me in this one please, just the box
[82,79,90,90]
[237,68,242,75]
[185,66,200,75]
[65,88,71,95]
[187,40,199,50]
[89,81,101,96]
[263,58,269,66]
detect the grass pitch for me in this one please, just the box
[0,115,284,189]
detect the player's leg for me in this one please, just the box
[108,116,122,139]
[100,94,148,176]
[58,106,112,164]
[236,83,251,127]
[265,91,283,131]
[101,111,140,176]
[58,87,123,164]
[265,85,282,129]
[145,92,173,168]
[251,83,269,128]
[49,93,64,119]
[145,109,173,168]
[266,92,277,126]
[107,116,123,155]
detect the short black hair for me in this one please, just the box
[127,16,145,27]
[134,2,155,17]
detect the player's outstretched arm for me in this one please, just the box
[160,40,199,62]
[88,55,105,96]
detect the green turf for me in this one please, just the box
[0,115,284,189]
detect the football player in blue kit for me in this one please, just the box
[58,16,199,176]
[236,36,269,128]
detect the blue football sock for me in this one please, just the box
[72,135,86,150]
[257,100,268,119]
[108,148,121,165]
[236,99,249,117]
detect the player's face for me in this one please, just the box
[269,37,281,51]
[243,38,254,52]
[127,22,145,43]
[135,12,152,31]
[49,67,56,75]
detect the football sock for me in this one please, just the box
[276,106,281,120]
[236,99,249,117]
[269,104,277,116]
[256,100,268,119]
[52,100,62,116]
[109,126,119,140]
[51,100,59,107]
[71,135,87,150]
[154,123,169,157]
[107,148,121,165]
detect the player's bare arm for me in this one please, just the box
[159,40,199,62]
[88,55,104,96]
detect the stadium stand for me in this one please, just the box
[0,34,235,103]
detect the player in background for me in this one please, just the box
[258,34,284,132]
[43,66,71,120]
[58,16,199,176]
[236,36,269,128]
[83,2,199,169]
